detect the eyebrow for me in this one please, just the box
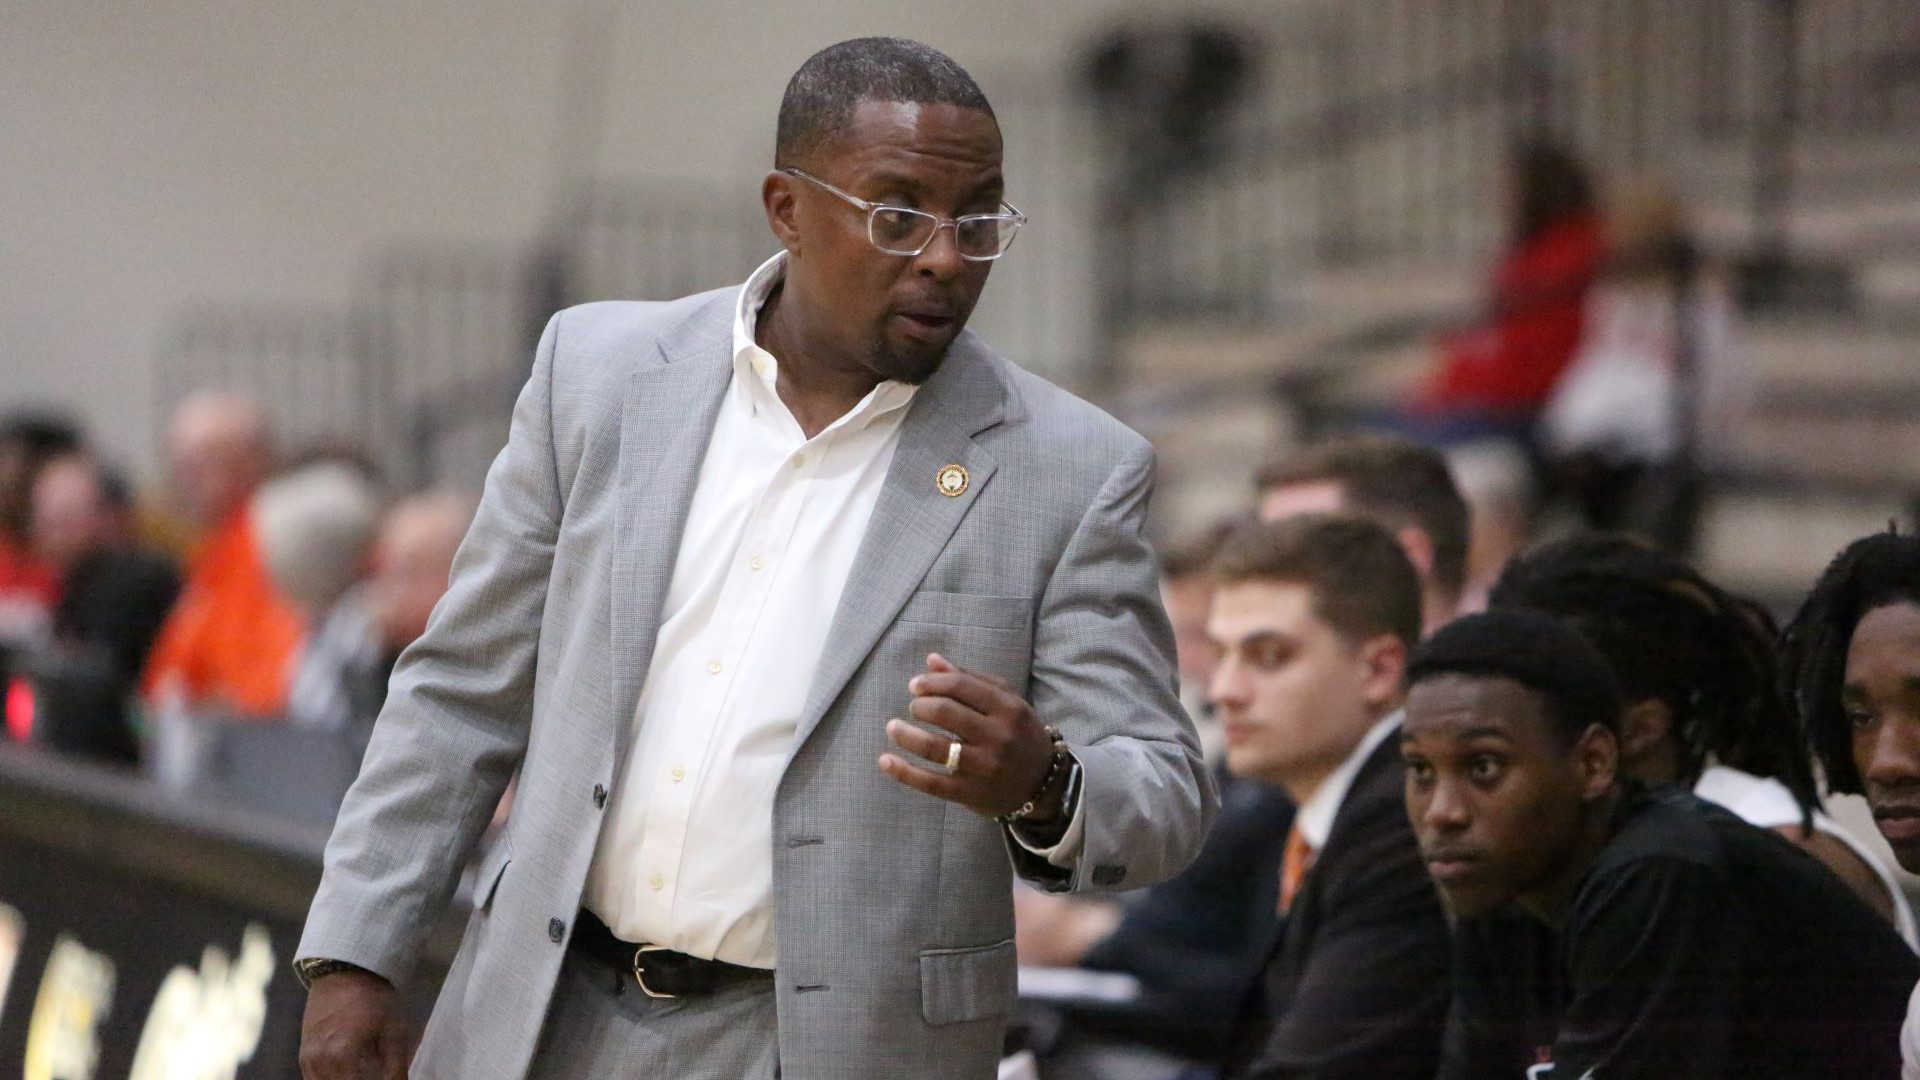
[1843,674,1920,699]
[863,171,1004,206]
[1218,629,1295,651]
[1404,724,1515,743]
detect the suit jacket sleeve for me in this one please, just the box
[296,313,565,982]
[1007,439,1216,893]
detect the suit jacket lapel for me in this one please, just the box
[609,291,734,762]
[789,332,1008,758]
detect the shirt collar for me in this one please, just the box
[731,250,916,428]
[1293,709,1404,850]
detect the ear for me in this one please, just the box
[1356,634,1409,713]
[1617,699,1673,770]
[762,171,801,254]
[1395,526,1437,581]
[1573,723,1620,802]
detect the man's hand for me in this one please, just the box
[879,653,1058,820]
[299,968,412,1080]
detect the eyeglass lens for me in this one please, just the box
[869,207,1018,258]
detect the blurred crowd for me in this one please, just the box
[0,392,473,820]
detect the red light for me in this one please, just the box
[5,677,33,742]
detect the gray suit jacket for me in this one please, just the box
[297,287,1215,1080]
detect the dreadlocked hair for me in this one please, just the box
[1780,531,1920,795]
[1490,533,1819,821]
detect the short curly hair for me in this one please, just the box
[1781,532,1920,794]
[775,38,994,169]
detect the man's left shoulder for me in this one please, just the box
[970,344,1152,479]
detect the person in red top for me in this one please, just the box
[0,415,83,652]
[142,393,305,720]
[1416,142,1604,428]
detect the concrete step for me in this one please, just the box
[1695,488,1909,603]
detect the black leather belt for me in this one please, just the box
[571,910,773,999]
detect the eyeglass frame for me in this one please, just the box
[779,167,1026,261]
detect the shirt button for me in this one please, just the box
[670,765,686,783]
[749,555,765,572]
[791,454,805,469]
[648,873,665,892]
[592,783,607,808]
[707,659,723,675]
[548,918,566,943]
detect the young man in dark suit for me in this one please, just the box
[1407,610,1917,1079]
[1209,515,1451,1079]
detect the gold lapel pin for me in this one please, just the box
[936,464,970,498]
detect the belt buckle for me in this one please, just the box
[632,945,678,999]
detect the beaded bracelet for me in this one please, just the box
[998,725,1072,824]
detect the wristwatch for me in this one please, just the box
[294,957,371,989]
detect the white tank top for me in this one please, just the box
[1693,764,1918,949]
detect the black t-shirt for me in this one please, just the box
[1441,788,1918,1079]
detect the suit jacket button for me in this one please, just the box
[548,918,566,943]
[592,784,608,808]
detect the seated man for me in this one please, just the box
[1491,533,1913,941]
[1781,532,1920,1077]
[1211,515,1450,1078]
[1405,611,1917,1079]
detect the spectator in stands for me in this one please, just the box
[30,453,181,694]
[1781,531,1920,1077]
[1407,610,1916,1080]
[1403,143,1604,604]
[1540,181,1747,550]
[1415,141,1603,434]
[0,413,83,654]
[1492,533,1915,941]
[1210,516,1449,1080]
[253,455,387,733]
[142,392,305,720]
[1256,435,1469,633]
[285,491,474,736]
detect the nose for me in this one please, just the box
[1862,714,1920,789]
[910,222,966,281]
[1208,656,1248,714]
[1421,775,1472,835]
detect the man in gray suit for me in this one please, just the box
[295,37,1214,1080]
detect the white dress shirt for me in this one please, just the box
[582,253,1080,969]
[583,253,917,968]
[1291,710,1404,850]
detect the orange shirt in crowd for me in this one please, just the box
[141,507,305,720]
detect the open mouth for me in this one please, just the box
[898,312,954,331]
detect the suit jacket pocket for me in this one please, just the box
[898,591,1033,632]
[472,836,513,912]
[918,938,1017,1026]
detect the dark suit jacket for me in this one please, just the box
[1223,733,1451,1079]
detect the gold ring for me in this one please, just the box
[945,740,963,772]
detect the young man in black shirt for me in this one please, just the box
[1402,610,1917,1079]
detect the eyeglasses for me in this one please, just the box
[781,168,1026,261]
